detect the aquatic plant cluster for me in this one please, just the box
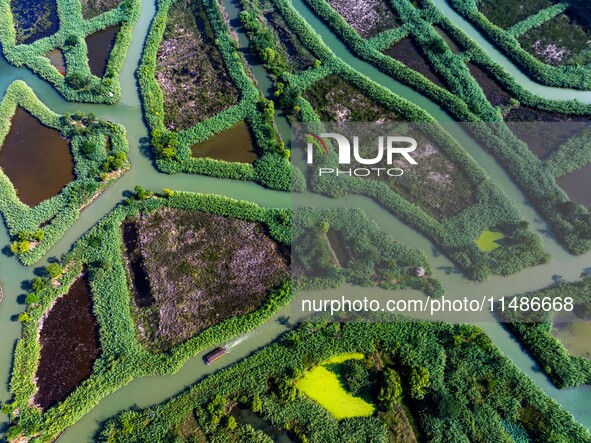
[502,276,591,388]
[0,80,129,265]
[292,206,444,296]
[299,0,591,257]
[0,0,140,103]
[138,0,304,191]
[99,321,591,442]
[3,192,293,442]
[240,0,548,280]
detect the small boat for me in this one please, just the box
[203,347,227,365]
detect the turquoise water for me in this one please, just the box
[0,0,589,441]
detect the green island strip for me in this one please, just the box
[0,80,129,265]
[98,321,591,442]
[239,0,547,280]
[0,0,141,103]
[448,0,591,90]
[292,207,444,296]
[3,192,291,442]
[297,0,591,256]
[1,190,443,441]
[137,0,303,191]
[501,276,591,388]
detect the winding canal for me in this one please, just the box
[0,0,589,440]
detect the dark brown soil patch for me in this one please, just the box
[86,25,120,77]
[384,38,447,89]
[467,62,512,107]
[505,121,590,160]
[130,208,289,352]
[34,276,100,410]
[0,108,74,207]
[46,49,66,76]
[81,0,122,19]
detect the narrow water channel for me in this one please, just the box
[0,0,590,440]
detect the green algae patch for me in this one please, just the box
[476,230,505,251]
[296,353,375,419]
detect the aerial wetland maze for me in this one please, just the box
[0,0,590,441]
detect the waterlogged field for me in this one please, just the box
[2,0,591,440]
[10,0,59,44]
[156,0,240,130]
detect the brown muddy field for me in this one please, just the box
[126,208,290,352]
[434,25,462,55]
[0,108,74,207]
[384,38,447,89]
[467,62,512,107]
[34,276,100,410]
[86,25,120,77]
[81,0,122,19]
[190,121,257,163]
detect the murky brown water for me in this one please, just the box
[0,108,74,207]
[467,62,512,107]
[46,49,66,75]
[34,276,100,410]
[384,38,447,89]
[190,120,257,163]
[556,162,591,209]
[85,25,120,77]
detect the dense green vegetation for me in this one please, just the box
[0,0,140,103]
[2,190,443,441]
[99,320,591,442]
[299,0,591,257]
[239,0,316,77]
[138,0,302,191]
[501,276,591,388]
[2,192,292,442]
[293,207,444,296]
[450,0,591,89]
[259,0,547,280]
[0,80,129,265]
